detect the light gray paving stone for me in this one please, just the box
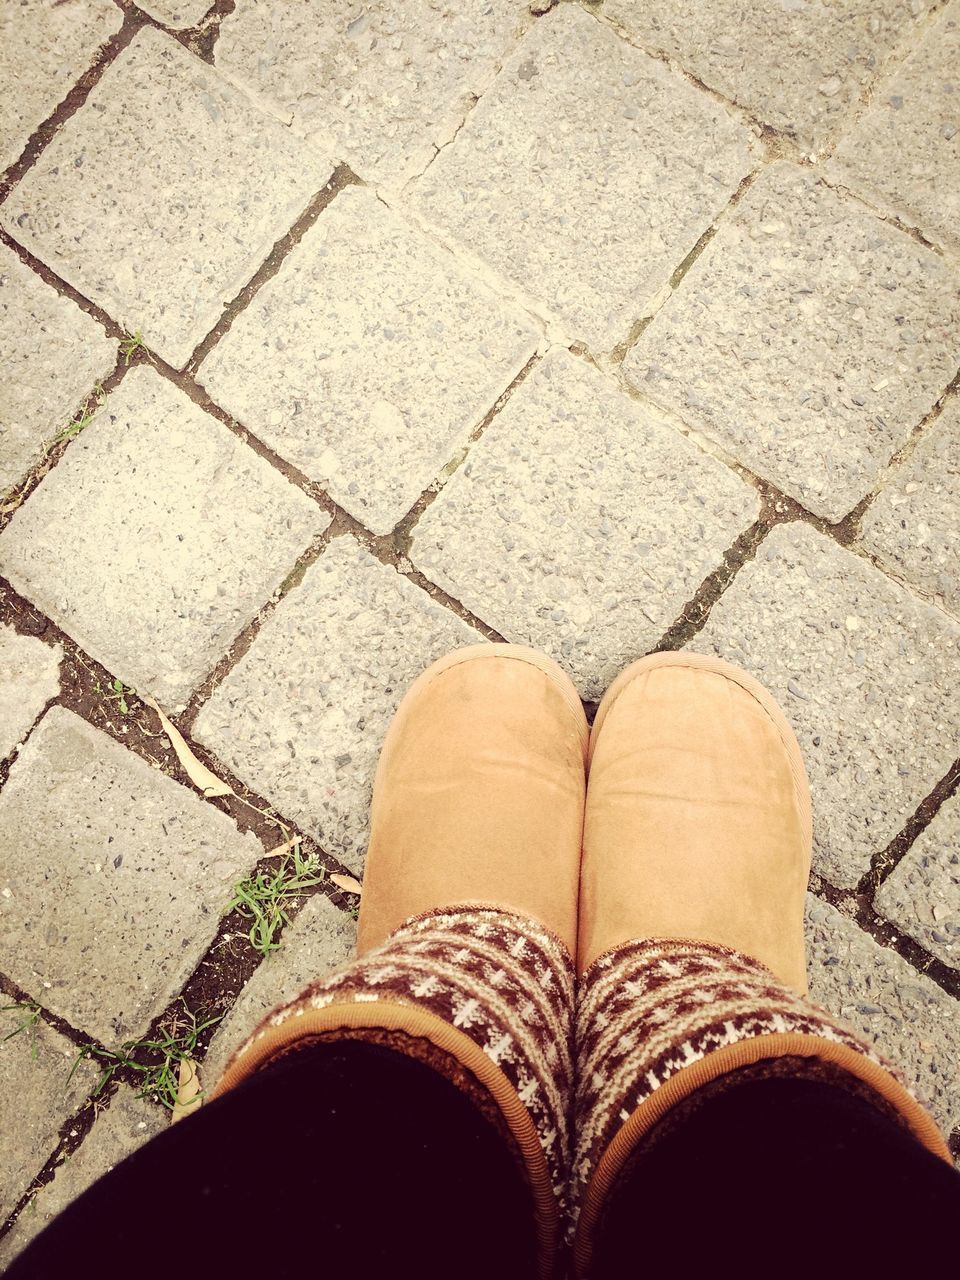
[694,521,960,888]
[194,537,481,873]
[411,4,758,352]
[203,893,357,1088]
[806,894,960,1134]
[604,0,931,156]
[199,186,539,535]
[0,707,262,1043]
[628,162,960,522]
[138,0,211,28]
[1,28,332,368]
[216,0,529,189]
[0,626,62,761]
[0,0,122,171]
[0,246,115,496]
[0,1086,165,1268]
[877,794,960,966]
[411,349,760,699]
[830,1,960,251]
[860,398,960,618]
[0,1011,96,1222]
[0,367,327,712]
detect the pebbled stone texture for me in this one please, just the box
[194,537,481,873]
[603,0,933,155]
[0,0,122,172]
[860,399,960,618]
[877,793,960,967]
[1,28,332,368]
[0,245,115,496]
[0,366,327,712]
[137,0,211,28]
[199,186,539,535]
[694,521,960,889]
[202,892,357,1088]
[412,4,758,351]
[216,0,529,189]
[0,1011,96,1222]
[0,707,262,1043]
[0,626,62,762]
[0,1086,165,1267]
[830,0,960,252]
[411,348,760,699]
[806,894,960,1135]
[628,162,960,522]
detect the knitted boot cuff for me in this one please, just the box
[210,905,574,1279]
[571,938,950,1275]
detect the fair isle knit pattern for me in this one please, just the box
[229,905,574,1214]
[571,937,911,1233]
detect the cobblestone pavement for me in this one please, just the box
[1,0,958,1256]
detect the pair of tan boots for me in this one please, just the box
[213,646,949,1277]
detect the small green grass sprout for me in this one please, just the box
[119,330,145,364]
[226,840,325,957]
[1,1001,42,1059]
[94,677,138,715]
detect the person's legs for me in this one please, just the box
[572,653,955,1275]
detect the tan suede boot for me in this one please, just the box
[212,644,588,1278]
[571,652,950,1275]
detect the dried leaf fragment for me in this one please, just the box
[144,695,233,798]
[171,1058,201,1124]
[329,873,363,895]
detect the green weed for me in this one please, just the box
[119,330,145,364]
[94,677,138,715]
[226,840,325,957]
[1,1002,42,1059]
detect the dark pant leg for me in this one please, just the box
[592,1076,960,1275]
[7,1041,537,1280]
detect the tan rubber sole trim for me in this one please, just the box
[573,1031,952,1277]
[588,650,812,850]
[210,1001,558,1280]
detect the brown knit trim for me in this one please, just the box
[572,938,950,1275]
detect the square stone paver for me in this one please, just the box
[0,707,261,1043]
[628,162,960,521]
[829,0,960,252]
[199,186,539,535]
[806,895,960,1135]
[604,0,931,155]
[411,4,758,351]
[0,1011,96,1222]
[0,626,61,762]
[860,396,960,618]
[1,28,332,368]
[411,349,760,699]
[0,1085,165,1268]
[876,793,960,966]
[0,0,122,171]
[0,245,115,496]
[0,366,327,712]
[203,893,356,1087]
[694,521,960,889]
[138,0,211,28]
[194,537,481,872]
[216,0,529,189]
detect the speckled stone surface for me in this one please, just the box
[1,28,332,368]
[860,400,960,617]
[0,0,122,171]
[411,349,760,699]
[628,162,960,521]
[137,0,211,28]
[0,367,327,711]
[0,707,261,1044]
[215,0,529,188]
[199,186,539,535]
[0,1012,96,1222]
[0,1086,165,1268]
[806,894,960,1135]
[194,537,481,873]
[603,0,931,155]
[693,522,960,889]
[877,793,960,966]
[0,628,61,762]
[0,246,115,496]
[412,4,758,351]
[202,893,357,1088]
[830,1,960,251]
